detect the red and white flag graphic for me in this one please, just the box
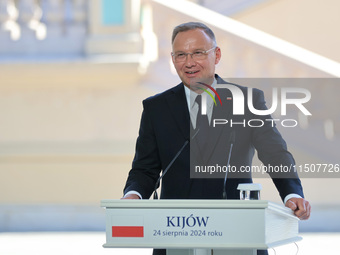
[111,215,144,238]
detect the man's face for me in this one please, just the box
[171,29,221,91]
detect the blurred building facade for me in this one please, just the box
[0,0,339,232]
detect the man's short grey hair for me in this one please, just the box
[172,22,217,46]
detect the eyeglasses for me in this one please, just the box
[171,47,216,63]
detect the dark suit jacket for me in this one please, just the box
[124,75,304,201]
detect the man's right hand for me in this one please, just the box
[121,194,141,199]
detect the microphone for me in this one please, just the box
[153,129,200,200]
[222,130,235,199]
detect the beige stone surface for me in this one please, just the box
[234,0,340,62]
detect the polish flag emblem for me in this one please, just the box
[112,216,144,238]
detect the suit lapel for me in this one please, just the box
[201,88,234,163]
[164,78,236,165]
[166,83,190,140]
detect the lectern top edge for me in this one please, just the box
[100,199,296,218]
[101,199,272,209]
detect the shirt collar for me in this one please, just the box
[184,78,217,109]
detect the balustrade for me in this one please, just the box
[0,0,20,40]
[0,0,87,55]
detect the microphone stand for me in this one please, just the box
[223,130,235,199]
[153,129,200,200]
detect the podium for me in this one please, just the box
[101,200,301,255]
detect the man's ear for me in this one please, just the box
[215,47,221,65]
[170,52,175,65]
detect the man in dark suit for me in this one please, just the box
[122,22,311,255]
